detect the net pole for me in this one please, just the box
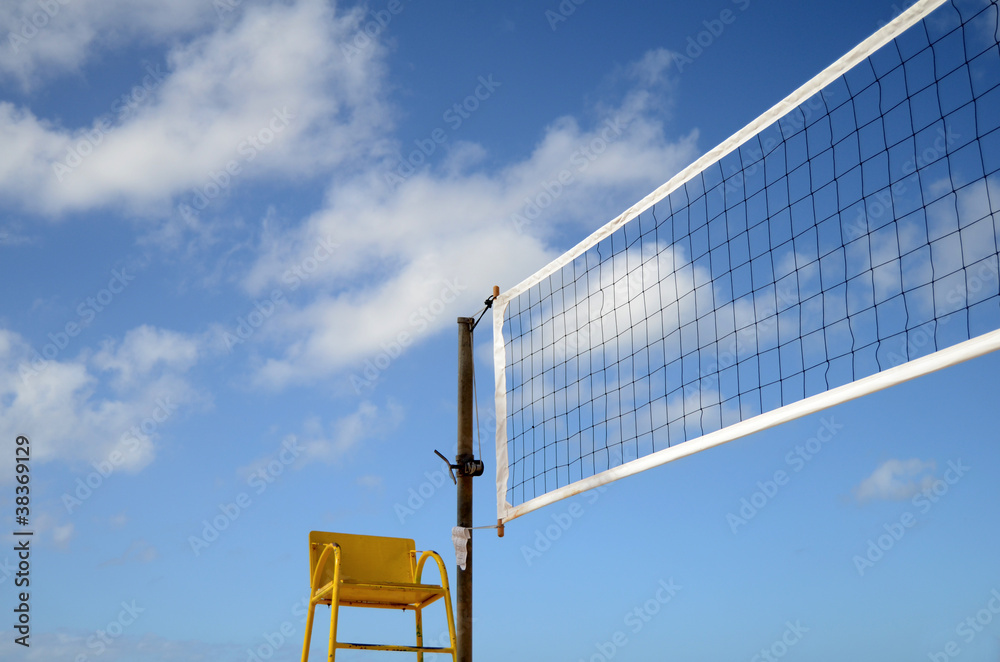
[457,316,475,662]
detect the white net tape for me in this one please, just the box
[495,0,1000,524]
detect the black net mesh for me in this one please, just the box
[501,0,1000,508]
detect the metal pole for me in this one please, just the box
[456,316,475,662]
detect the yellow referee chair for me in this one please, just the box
[300,531,457,661]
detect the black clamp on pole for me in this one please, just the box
[434,449,484,483]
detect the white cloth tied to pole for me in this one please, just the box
[451,526,471,570]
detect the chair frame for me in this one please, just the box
[301,532,457,661]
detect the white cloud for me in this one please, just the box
[3,23,703,393]
[298,399,405,465]
[0,0,393,216]
[240,53,700,389]
[93,325,200,388]
[0,0,212,86]
[854,458,937,503]
[0,326,204,480]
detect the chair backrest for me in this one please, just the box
[309,531,416,587]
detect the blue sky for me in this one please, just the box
[0,1,998,661]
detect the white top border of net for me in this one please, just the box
[497,0,948,305]
[493,0,960,524]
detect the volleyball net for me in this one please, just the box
[493,0,1000,524]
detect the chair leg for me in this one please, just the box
[301,600,316,662]
[442,591,457,662]
[327,594,340,661]
[415,606,423,662]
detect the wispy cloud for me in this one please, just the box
[101,538,159,566]
[356,474,384,490]
[854,458,938,503]
[31,511,75,547]
[0,220,35,246]
[234,400,405,479]
[298,400,405,465]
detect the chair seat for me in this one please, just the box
[315,580,447,609]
